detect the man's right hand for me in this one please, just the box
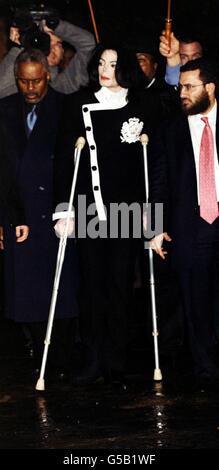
[41,20,53,35]
[159,31,180,66]
[149,232,172,259]
[54,218,74,237]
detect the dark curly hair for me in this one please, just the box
[180,58,218,90]
[87,42,146,102]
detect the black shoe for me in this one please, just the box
[110,370,127,391]
[25,340,34,358]
[55,370,70,382]
[47,364,71,383]
[33,367,40,377]
[72,373,104,386]
[72,363,103,386]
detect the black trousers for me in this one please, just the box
[77,238,139,373]
[176,216,219,377]
[28,318,75,371]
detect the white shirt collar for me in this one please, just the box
[201,99,217,125]
[95,86,128,107]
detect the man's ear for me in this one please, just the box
[47,73,51,82]
[206,82,215,97]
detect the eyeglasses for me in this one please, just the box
[178,83,205,93]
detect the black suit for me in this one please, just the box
[149,111,219,379]
[145,77,180,121]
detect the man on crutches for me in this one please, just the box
[47,41,162,389]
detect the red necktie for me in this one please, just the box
[199,116,218,224]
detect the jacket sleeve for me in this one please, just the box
[0,122,25,226]
[53,91,87,208]
[165,64,180,86]
[0,47,21,99]
[50,20,95,94]
[148,123,169,235]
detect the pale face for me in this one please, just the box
[98,49,122,92]
[179,41,203,65]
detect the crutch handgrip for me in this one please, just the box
[75,136,86,149]
[140,134,149,145]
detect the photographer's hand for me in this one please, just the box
[10,27,21,45]
[40,19,53,35]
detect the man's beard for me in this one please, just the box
[181,92,210,116]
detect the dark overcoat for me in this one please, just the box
[0,121,24,225]
[0,88,79,322]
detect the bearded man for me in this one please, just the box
[149,58,219,388]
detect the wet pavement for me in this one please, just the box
[1,316,219,458]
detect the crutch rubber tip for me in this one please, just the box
[140,134,149,145]
[35,378,45,391]
[153,368,162,381]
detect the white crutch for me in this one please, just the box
[36,136,86,391]
[140,134,162,381]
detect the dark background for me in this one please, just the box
[0,0,219,48]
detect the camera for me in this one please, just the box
[23,3,60,29]
[11,3,60,56]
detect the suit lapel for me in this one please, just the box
[26,88,60,156]
[179,115,197,170]
[179,115,198,203]
[12,94,28,156]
